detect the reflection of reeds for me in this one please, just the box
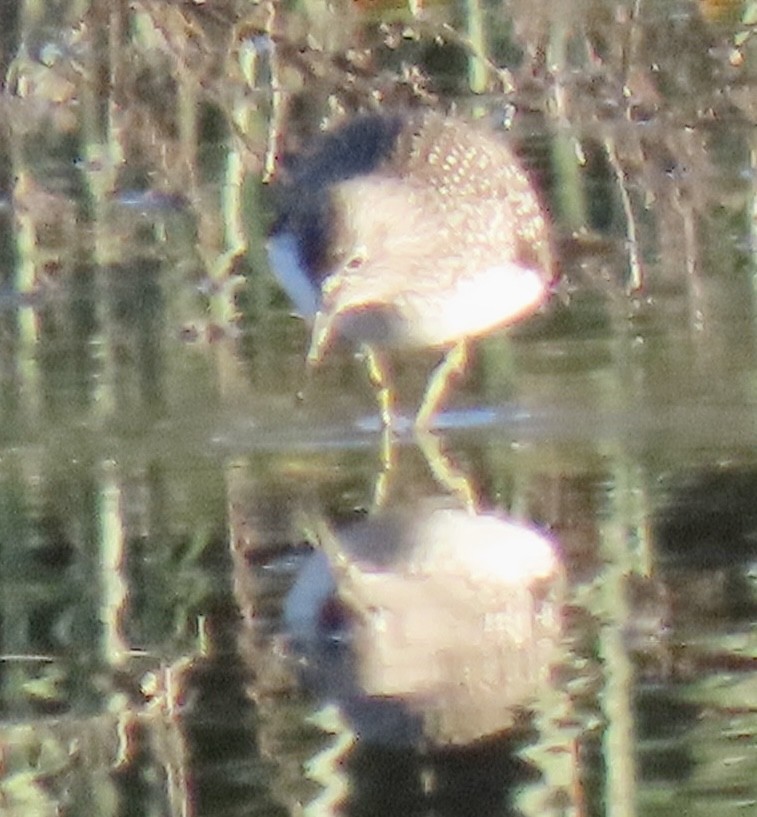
[465,0,486,97]
[228,472,330,814]
[0,714,125,816]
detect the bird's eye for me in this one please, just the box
[345,246,368,270]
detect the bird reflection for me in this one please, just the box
[283,500,563,747]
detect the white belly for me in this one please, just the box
[396,261,548,348]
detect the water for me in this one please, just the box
[0,2,756,816]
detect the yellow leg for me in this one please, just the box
[362,344,394,428]
[415,429,477,511]
[371,424,396,510]
[361,344,396,506]
[414,341,468,430]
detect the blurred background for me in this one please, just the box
[0,0,756,815]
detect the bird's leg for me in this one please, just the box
[415,429,477,511]
[361,344,394,428]
[414,341,468,430]
[371,422,395,511]
[361,343,396,508]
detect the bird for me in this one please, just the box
[283,502,563,746]
[266,109,555,428]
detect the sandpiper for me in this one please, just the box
[267,109,554,428]
[283,502,563,746]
